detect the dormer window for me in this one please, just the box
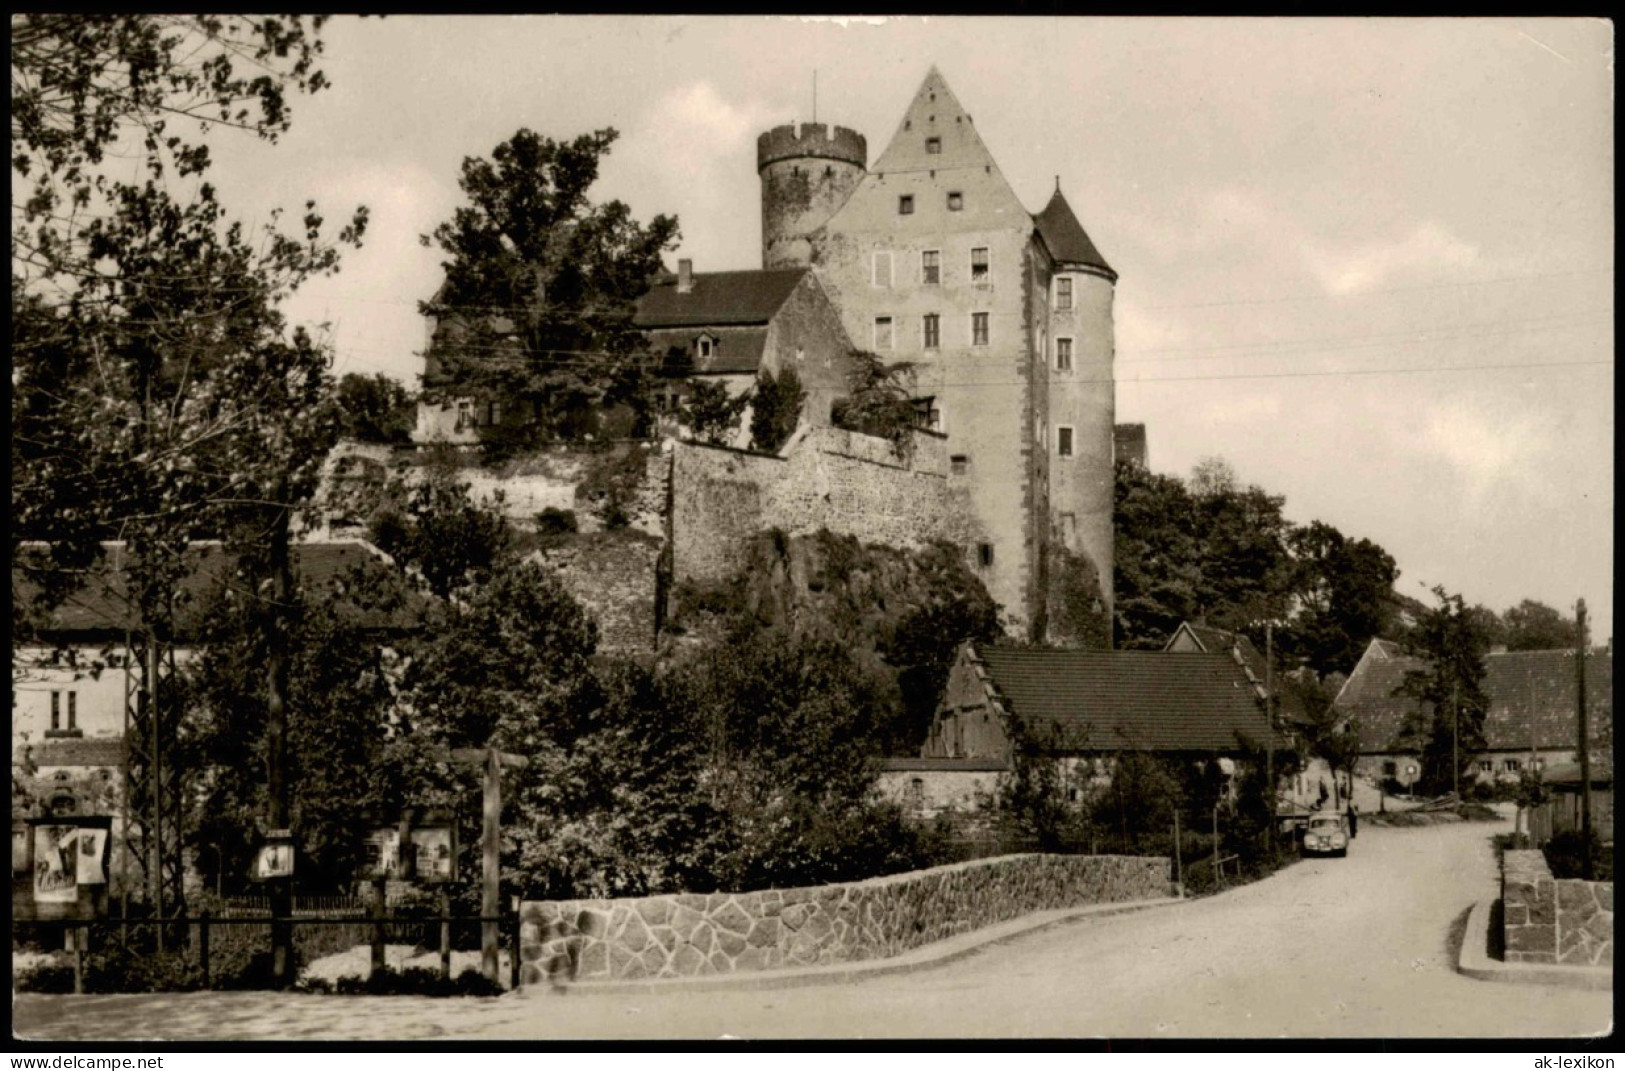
[697,335,715,360]
[925,136,941,154]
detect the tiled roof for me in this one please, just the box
[976,646,1285,752]
[882,757,1009,773]
[1166,623,1312,727]
[1034,188,1116,280]
[1334,647,1613,753]
[14,541,425,641]
[642,327,769,375]
[633,269,808,329]
[14,737,126,768]
[1542,757,1613,786]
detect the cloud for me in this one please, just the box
[1413,397,1550,504]
[1303,220,1481,296]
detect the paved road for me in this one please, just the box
[13,817,1612,1041]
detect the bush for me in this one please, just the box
[535,507,578,539]
[318,965,504,998]
[14,961,76,993]
[1543,829,1613,881]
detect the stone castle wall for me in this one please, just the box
[1502,849,1613,966]
[520,852,1170,984]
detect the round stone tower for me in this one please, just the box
[757,122,866,269]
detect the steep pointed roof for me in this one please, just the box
[1035,186,1116,281]
[871,66,1002,177]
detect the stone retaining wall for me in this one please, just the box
[1502,849,1613,966]
[519,853,1169,985]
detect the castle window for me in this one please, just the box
[1057,426,1075,458]
[922,313,940,350]
[50,690,60,731]
[873,316,894,350]
[925,136,941,154]
[977,543,995,568]
[1056,337,1073,372]
[898,195,914,216]
[1056,277,1074,310]
[922,250,940,286]
[950,454,968,475]
[49,691,78,736]
[971,312,989,346]
[873,251,893,287]
[947,191,963,212]
[970,247,989,285]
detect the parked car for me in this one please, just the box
[1300,813,1349,858]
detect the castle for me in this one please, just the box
[412,67,1120,644]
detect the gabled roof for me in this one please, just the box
[1034,187,1116,281]
[14,738,126,769]
[870,66,1001,176]
[633,268,808,329]
[14,541,426,642]
[1334,645,1614,753]
[642,327,769,375]
[882,757,1010,773]
[1165,622,1312,727]
[975,646,1286,752]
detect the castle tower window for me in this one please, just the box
[898,195,914,216]
[922,249,940,286]
[1057,426,1075,458]
[922,313,940,350]
[947,191,964,212]
[970,247,989,285]
[925,136,942,154]
[873,251,893,287]
[1056,277,1074,310]
[977,543,995,568]
[950,454,968,475]
[873,316,894,350]
[971,312,989,346]
[1056,337,1073,372]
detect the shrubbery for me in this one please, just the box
[1543,829,1613,881]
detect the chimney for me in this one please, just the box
[678,258,694,294]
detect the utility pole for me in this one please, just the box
[1265,623,1275,849]
[266,469,294,986]
[1451,679,1459,800]
[1576,599,1592,879]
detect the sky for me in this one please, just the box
[200,16,1614,635]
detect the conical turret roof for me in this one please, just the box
[1035,186,1116,281]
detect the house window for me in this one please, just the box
[455,400,472,430]
[908,777,925,805]
[49,691,77,735]
[947,191,963,211]
[898,195,914,216]
[697,336,714,359]
[1478,760,1494,773]
[1382,760,1397,777]
[1057,426,1074,458]
[873,251,893,287]
[970,247,989,286]
[950,454,968,475]
[925,136,941,154]
[922,250,940,286]
[1056,337,1073,372]
[1056,276,1074,310]
[977,542,995,568]
[922,313,940,350]
[485,400,501,426]
[873,316,894,350]
[50,691,61,731]
[1503,758,1522,772]
[972,312,989,346]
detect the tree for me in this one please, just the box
[1397,586,1492,795]
[336,373,416,445]
[367,452,512,600]
[1499,599,1581,652]
[830,350,921,458]
[679,379,751,446]
[419,128,679,445]
[1287,521,1400,676]
[748,366,806,453]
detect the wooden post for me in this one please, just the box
[509,898,521,992]
[370,876,387,976]
[1576,599,1592,878]
[72,925,85,994]
[1212,804,1221,887]
[199,909,211,988]
[1265,623,1275,850]
[267,469,294,987]
[1172,810,1183,896]
[439,889,452,980]
[482,748,501,983]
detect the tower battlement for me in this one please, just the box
[757,123,867,172]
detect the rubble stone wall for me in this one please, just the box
[1502,849,1613,966]
[519,853,1170,985]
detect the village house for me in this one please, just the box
[1332,638,1614,792]
[880,643,1290,816]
